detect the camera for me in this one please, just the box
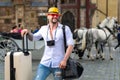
[47,40,55,46]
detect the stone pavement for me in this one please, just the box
[0,46,120,80]
[32,46,120,80]
[78,47,120,80]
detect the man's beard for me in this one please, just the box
[52,18,58,24]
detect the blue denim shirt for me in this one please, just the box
[33,23,74,68]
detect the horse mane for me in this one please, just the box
[81,30,87,50]
[99,17,110,28]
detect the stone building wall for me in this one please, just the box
[118,0,120,23]
[0,0,119,32]
[92,0,118,27]
[0,0,48,32]
[0,7,15,32]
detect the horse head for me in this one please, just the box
[112,17,119,30]
[73,29,78,39]
[104,17,118,38]
[73,28,87,41]
[98,17,110,28]
[108,17,118,31]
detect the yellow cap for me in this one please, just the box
[48,7,59,13]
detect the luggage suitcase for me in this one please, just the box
[5,34,32,80]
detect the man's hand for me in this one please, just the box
[21,29,29,37]
[59,60,67,69]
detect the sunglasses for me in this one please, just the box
[47,13,60,17]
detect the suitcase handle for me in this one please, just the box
[22,33,29,55]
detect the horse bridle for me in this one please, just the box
[105,26,115,36]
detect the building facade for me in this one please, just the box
[0,0,119,32]
[0,0,48,32]
[52,0,96,31]
[92,0,118,27]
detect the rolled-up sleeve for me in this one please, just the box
[65,26,74,46]
[33,26,45,41]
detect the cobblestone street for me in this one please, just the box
[32,46,120,80]
[79,48,120,80]
[0,46,120,80]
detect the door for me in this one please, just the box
[61,11,75,33]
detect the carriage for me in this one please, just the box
[0,32,22,62]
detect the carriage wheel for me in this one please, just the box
[0,37,20,62]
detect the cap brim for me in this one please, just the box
[47,13,61,16]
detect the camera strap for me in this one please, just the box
[47,26,57,40]
[50,29,53,40]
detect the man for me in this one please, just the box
[21,7,74,80]
[113,27,120,50]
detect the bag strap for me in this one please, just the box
[62,25,67,52]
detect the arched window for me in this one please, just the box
[61,11,75,33]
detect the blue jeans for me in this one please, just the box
[34,64,62,80]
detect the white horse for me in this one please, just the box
[73,17,118,60]
[85,17,118,60]
[73,17,110,59]
[73,28,87,58]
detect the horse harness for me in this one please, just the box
[102,26,115,42]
